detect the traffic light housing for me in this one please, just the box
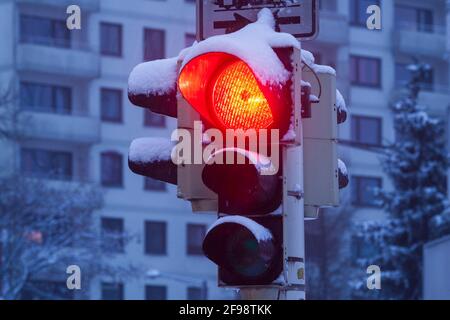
[182,45,303,287]
[127,9,349,291]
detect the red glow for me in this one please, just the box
[178,53,273,130]
[213,61,273,130]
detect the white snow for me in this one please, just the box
[338,159,348,176]
[301,80,311,87]
[311,64,336,76]
[273,272,287,285]
[128,57,178,96]
[336,89,348,113]
[129,137,174,163]
[205,147,276,175]
[301,50,315,66]
[128,8,338,106]
[180,8,299,85]
[207,216,273,242]
[301,48,336,75]
[282,127,296,141]
[309,94,319,103]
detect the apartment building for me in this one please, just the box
[0,0,233,300]
[304,0,450,288]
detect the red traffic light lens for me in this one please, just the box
[213,60,273,130]
[179,53,277,131]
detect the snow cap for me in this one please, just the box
[338,159,348,176]
[180,8,300,85]
[207,216,273,242]
[128,57,178,96]
[129,137,174,163]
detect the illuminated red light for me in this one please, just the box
[178,53,273,130]
[213,61,273,130]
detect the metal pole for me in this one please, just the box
[281,144,306,300]
[241,46,305,301]
[280,45,305,300]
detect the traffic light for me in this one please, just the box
[127,58,179,186]
[176,44,305,286]
[127,9,348,294]
[302,68,349,218]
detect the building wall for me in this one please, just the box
[423,235,450,299]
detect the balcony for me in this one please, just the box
[393,23,447,58]
[16,0,99,12]
[316,11,349,46]
[16,42,100,79]
[22,111,100,144]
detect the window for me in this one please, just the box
[101,282,124,300]
[101,88,123,123]
[21,280,74,300]
[101,152,123,187]
[143,28,165,61]
[350,0,381,27]
[145,285,167,300]
[396,6,434,33]
[100,22,122,57]
[101,217,124,253]
[352,176,382,207]
[21,148,73,180]
[144,110,166,127]
[186,224,206,256]
[187,287,205,300]
[144,177,166,192]
[350,56,381,88]
[20,15,70,48]
[395,63,434,91]
[20,82,71,114]
[185,33,196,47]
[145,221,167,255]
[351,115,382,146]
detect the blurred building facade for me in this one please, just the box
[303,0,450,299]
[304,0,450,222]
[0,0,449,300]
[0,0,232,300]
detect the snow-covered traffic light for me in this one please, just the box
[175,10,305,286]
[178,49,297,285]
[127,57,179,186]
[302,66,349,218]
[126,7,346,295]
